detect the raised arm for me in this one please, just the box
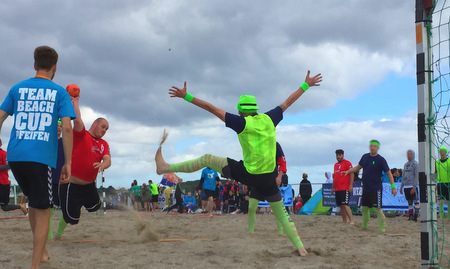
[279,71,322,112]
[71,97,85,132]
[60,116,73,183]
[169,82,226,122]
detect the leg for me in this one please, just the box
[47,207,54,240]
[55,216,67,238]
[269,200,307,256]
[407,199,414,221]
[440,200,445,221]
[207,196,214,216]
[155,147,228,174]
[339,205,347,223]
[29,207,51,268]
[343,205,355,225]
[248,198,259,235]
[361,206,370,229]
[375,208,386,232]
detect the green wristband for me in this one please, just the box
[300,82,310,92]
[391,183,396,189]
[184,93,194,103]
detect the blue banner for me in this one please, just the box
[258,185,293,208]
[322,182,411,211]
[322,182,362,207]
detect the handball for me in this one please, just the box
[66,84,80,98]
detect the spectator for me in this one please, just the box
[149,180,160,212]
[131,180,141,211]
[325,172,333,183]
[141,183,151,211]
[299,173,312,203]
[222,180,232,213]
[215,179,223,214]
[163,186,174,208]
[183,192,196,214]
[166,179,184,213]
[281,174,289,187]
[294,196,303,214]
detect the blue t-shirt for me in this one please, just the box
[225,106,283,134]
[0,77,76,168]
[201,167,219,191]
[51,138,65,184]
[359,153,390,192]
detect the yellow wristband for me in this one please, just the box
[300,82,310,92]
[184,93,194,103]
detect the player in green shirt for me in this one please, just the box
[155,71,322,256]
[436,146,450,220]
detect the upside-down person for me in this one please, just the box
[55,91,111,239]
[155,70,322,256]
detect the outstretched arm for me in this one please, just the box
[342,164,362,176]
[71,97,85,132]
[279,71,322,112]
[169,82,226,122]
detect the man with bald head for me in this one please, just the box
[55,90,111,239]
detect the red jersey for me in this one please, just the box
[72,128,110,182]
[333,159,353,191]
[0,149,9,185]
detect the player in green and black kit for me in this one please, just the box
[436,146,450,220]
[155,70,322,256]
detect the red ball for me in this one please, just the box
[66,84,80,98]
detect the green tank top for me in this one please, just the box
[150,183,159,195]
[436,159,450,183]
[237,114,276,174]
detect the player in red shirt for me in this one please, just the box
[55,93,111,239]
[0,139,27,214]
[331,149,355,225]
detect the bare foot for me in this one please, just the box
[278,234,286,238]
[20,203,28,215]
[41,248,50,263]
[54,235,62,241]
[248,233,255,238]
[349,221,355,225]
[298,247,308,257]
[155,147,170,175]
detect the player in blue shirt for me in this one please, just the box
[199,167,220,216]
[343,140,397,232]
[0,46,75,268]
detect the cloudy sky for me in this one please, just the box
[0,1,419,192]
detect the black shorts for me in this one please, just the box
[438,183,450,201]
[134,196,141,203]
[0,184,10,205]
[248,185,281,203]
[9,162,52,209]
[52,184,60,208]
[404,187,418,202]
[59,182,101,225]
[151,195,159,203]
[222,158,281,199]
[335,190,349,206]
[204,189,215,199]
[361,190,382,208]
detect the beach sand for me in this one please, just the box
[0,209,430,269]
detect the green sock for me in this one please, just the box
[169,154,228,173]
[269,200,303,249]
[362,206,370,229]
[56,217,68,237]
[376,209,386,232]
[248,198,259,234]
[440,201,445,221]
[276,217,284,236]
[47,208,54,240]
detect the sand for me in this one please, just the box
[0,209,425,269]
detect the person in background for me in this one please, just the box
[130,182,135,207]
[0,139,27,215]
[397,169,403,183]
[391,168,399,182]
[199,167,220,216]
[141,183,151,212]
[163,185,174,208]
[149,180,159,211]
[222,180,233,213]
[436,146,450,220]
[294,196,303,214]
[400,150,419,221]
[325,172,333,184]
[331,149,355,225]
[183,192,196,213]
[166,179,184,213]
[215,178,223,214]
[299,173,312,204]
[131,180,141,211]
[342,140,397,232]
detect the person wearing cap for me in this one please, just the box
[342,140,397,232]
[155,70,322,256]
[436,146,450,220]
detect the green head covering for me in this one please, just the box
[58,120,62,124]
[439,146,448,154]
[236,95,259,114]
